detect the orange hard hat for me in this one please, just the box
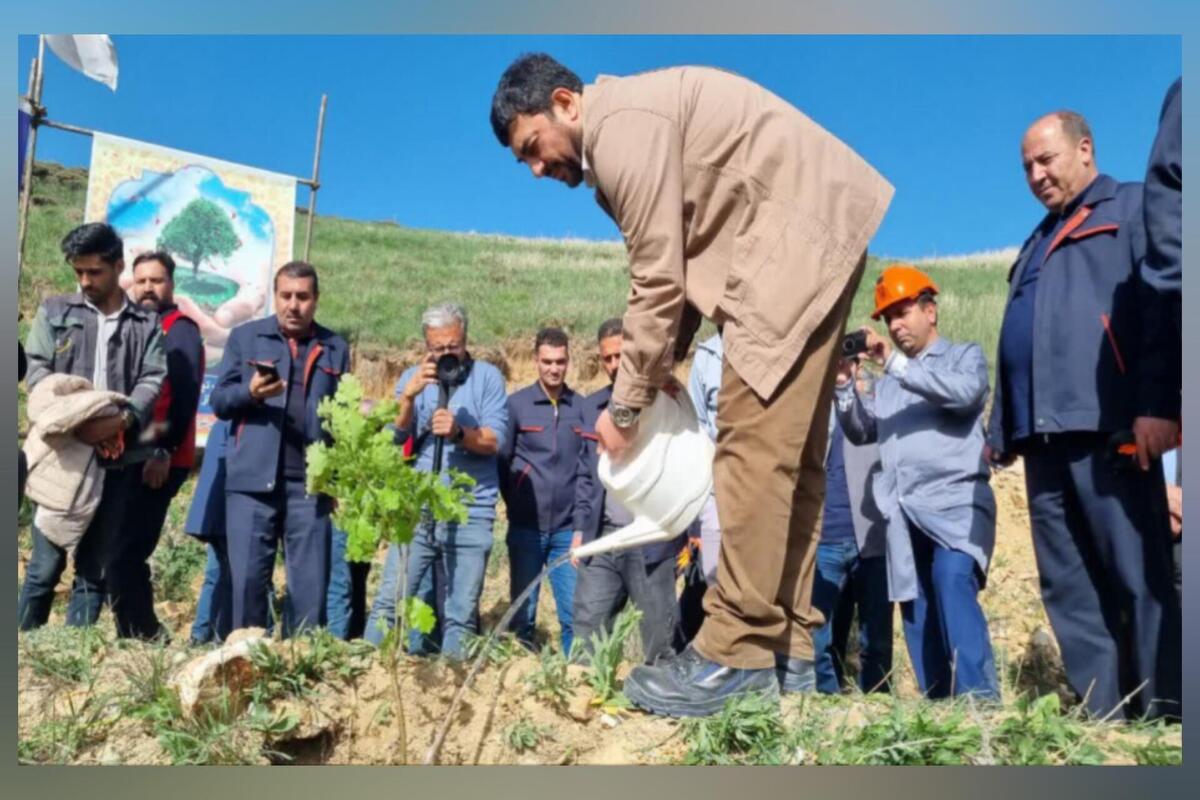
[872,264,939,320]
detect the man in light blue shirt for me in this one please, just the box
[836,265,998,701]
[365,303,509,659]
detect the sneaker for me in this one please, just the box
[774,653,816,694]
[623,645,780,718]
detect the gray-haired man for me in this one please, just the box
[364,303,509,659]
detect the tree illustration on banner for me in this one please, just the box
[157,198,240,277]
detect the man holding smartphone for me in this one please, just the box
[211,261,349,633]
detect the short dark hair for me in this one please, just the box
[490,53,583,147]
[61,222,124,267]
[132,250,177,279]
[597,317,623,342]
[274,260,319,294]
[535,326,569,351]
[1054,110,1093,146]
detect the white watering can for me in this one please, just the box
[571,388,715,559]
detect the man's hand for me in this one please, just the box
[596,408,638,463]
[1132,416,1180,471]
[142,455,170,489]
[431,408,459,438]
[75,413,124,445]
[570,531,583,567]
[863,327,893,367]
[983,443,1017,470]
[249,370,285,401]
[403,353,438,401]
[835,357,858,388]
[1166,484,1182,539]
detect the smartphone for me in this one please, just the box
[252,361,280,382]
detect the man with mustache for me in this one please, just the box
[211,261,349,633]
[108,250,203,640]
[491,54,894,716]
[19,222,166,633]
[987,111,1181,721]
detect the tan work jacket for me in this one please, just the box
[581,66,894,406]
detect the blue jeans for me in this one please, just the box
[18,465,137,631]
[810,539,893,694]
[365,517,492,660]
[327,526,371,640]
[900,527,999,701]
[190,544,225,643]
[506,525,577,653]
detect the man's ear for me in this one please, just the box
[551,86,578,121]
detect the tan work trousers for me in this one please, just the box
[692,255,863,669]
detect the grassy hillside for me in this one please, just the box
[20,162,1013,369]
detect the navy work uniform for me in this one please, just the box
[211,316,348,633]
[989,174,1182,721]
[500,381,587,652]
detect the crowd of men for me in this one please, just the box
[18,56,1181,725]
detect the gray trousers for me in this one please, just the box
[572,544,678,665]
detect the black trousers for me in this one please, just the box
[108,465,190,639]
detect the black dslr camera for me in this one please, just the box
[841,330,870,359]
[435,353,470,387]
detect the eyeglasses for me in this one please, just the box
[428,343,463,356]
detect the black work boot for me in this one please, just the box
[623,644,780,718]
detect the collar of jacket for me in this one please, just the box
[916,336,952,361]
[65,291,152,322]
[1035,173,1118,233]
[250,316,337,346]
[527,381,576,405]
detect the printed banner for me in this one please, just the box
[85,131,296,445]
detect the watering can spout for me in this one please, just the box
[570,517,674,559]
[568,389,715,561]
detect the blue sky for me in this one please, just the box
[18,35,1180,257]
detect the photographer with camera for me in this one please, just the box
[836,265,999,702]
[364,303,509,660]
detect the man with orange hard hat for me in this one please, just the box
[835,264,999,701]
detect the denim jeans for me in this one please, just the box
[327,526,371,640]
[810,539,893,694]
[506,525,576,653]
[365,517,492,660]
[900,527,999,701]
[573,544,677,664]
[18,465,136,631]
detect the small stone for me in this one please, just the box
[599,713,619,729]
[566,687,595,723]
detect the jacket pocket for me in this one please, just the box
[514,463,532,489]
[518,425,545,433]
[726,198,828,343]
[1101,314,1127,375]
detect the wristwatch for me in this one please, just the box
[453,424,466,444]
[609,403,641,429]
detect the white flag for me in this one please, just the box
[44,35,119,91]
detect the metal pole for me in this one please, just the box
[17,36,47,278]
[302,94,328,262]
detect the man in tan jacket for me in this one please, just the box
[492,53,894,717]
